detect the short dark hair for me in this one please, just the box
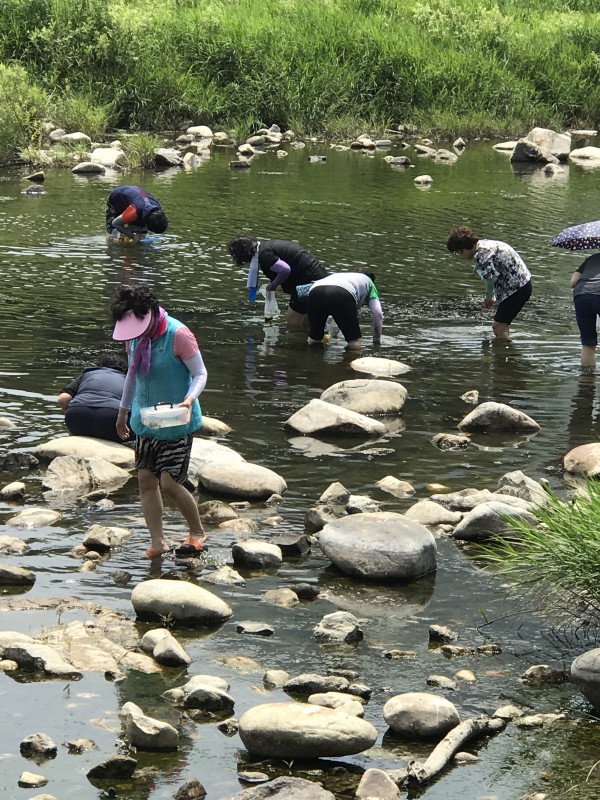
[97,352,128,373]
[228,235,257,265]
[446,226,479,253]
[110,284,159,322]
[147,209,168,233]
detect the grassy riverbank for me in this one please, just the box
[1,0,600,156]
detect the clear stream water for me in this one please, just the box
[1,139,600,800]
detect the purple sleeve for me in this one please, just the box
[269,258,291,289]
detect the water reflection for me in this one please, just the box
[567,372,600,451]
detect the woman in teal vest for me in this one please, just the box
[110,284,208,559]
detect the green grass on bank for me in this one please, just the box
[480,481,600,625]
[1,0,600,159]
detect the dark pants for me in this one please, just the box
[494,280,532,324]
[65,405,133,443]
[307,285,360,342]
[574,293,600,346]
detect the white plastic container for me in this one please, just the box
[140,403,189,429]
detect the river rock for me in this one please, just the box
[232,539,282,569]
[35,436,134,467]
[349,356,411,376]
[305,504,345,533]
[140,629,171,653]
[87,754,137,779]
[3,642,82,679]
[263,588,299,608]
[414,174,433,185]
[83,523,131,551]
[201,565,246,586]
[1,480,26,499]
[346,494,380,514]
[405,500,462,528]
[183,683,235,711]
[20,732,57,758]
[228,775,335,799]
[493,140,518,152]
[264,669,290,689]
[199,461,286,499]
[42,455,132,493]
[383,692,460,739]
[121,701,179,750]
[90,146,126,168]
[238,702,377,758]
[569,146,600,165]
[521,664,567,685]
[319,379,407,415]
[356,768,401,799]
[198,500,239,522]
[0,564,35,586]
[0,451,38,471]
[271,533,310,555]
[173,778,208,799]
[510,138,558,164]
[458,402,540,432]
[497,470,549,506]
[237,621,275,636]
[72,161,105,174]
[308,691,365,717]
[564,442,600,476]
[452,501,537,542]
[153,632,192,667]
[318,512,436,580]
[570,648,600,711]
[286,398,387,436]
[313,611,363,644]
[432,432,470,450]
[429,624,458,643]
[62,131,91,144]
[18,771,48,788]
[376,476,415,498]
[6,508,61,528]
[426,674,458,690]
[131,579,232,626]
[283,674,350,695]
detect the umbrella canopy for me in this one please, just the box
[551,220,600,251]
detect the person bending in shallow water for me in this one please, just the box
[445,226,532,339]
[305,271,383,349]
[228,235,329,329]
[111,284,207,560]
[106,185,168,243]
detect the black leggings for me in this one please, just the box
[307,285,360,342]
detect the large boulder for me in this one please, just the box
[90,147,126,168]
[510,139,558,164]
[286,399,387,436]
[458,402,540,433]
[525,127,571,161]
[35,437,134,468]
[131,579,232,626]
[383,692,460,739]
[319,379,407,415]
[318,512,436,581]
[199,462,286,500]
[571,649,600,711]
[238,702,377,758]
[41,456,131,493]
[564,442,600,476]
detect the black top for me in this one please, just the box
[258,239,328,294]
[63,367,125,411]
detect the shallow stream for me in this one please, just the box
[1,138,600,799]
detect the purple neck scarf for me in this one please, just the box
[130,306,166,379]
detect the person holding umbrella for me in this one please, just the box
[446,226,532,339]
[552,220,600,369]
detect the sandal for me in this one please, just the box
[174,537,208,557]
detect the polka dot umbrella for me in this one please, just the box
[551,220,600,251]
